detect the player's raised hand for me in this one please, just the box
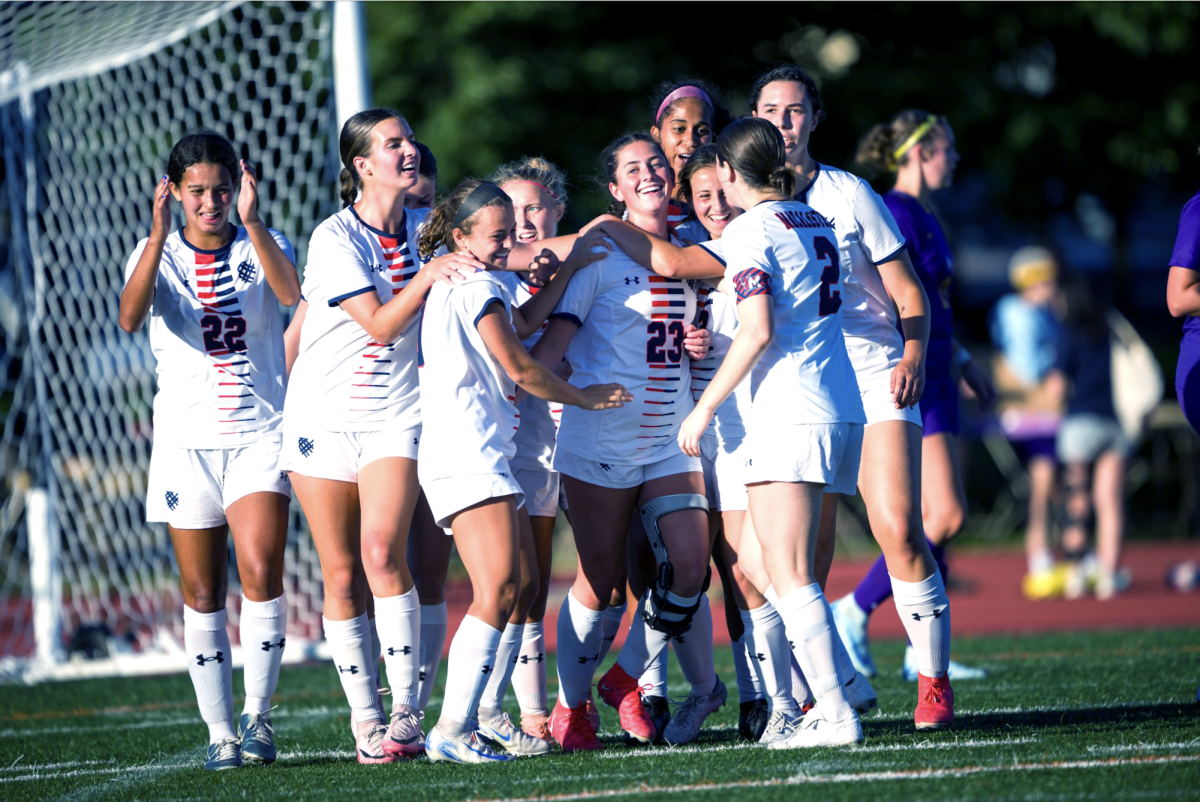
[237,159,261,226]
[424,251,486,285]
[683,323,710,361]
[150,175,172,241]
[577,383,632,410]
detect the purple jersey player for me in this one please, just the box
[1167,188,1200,431]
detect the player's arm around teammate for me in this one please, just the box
[119,131,300,770]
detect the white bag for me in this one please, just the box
[1108,310,1163,444]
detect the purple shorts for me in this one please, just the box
[1177,348,1200,435]
[1009,435,1059,465]
[921,377,960,437]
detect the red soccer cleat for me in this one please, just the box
[585,690,601,733]
[597,664,656,744]
[914,673,955,730]
[549,698,603,752]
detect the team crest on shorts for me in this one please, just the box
[298,437,314,457]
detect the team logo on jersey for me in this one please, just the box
[911,607,945,622]
[261,639,286,652]
[236,260,257,284]
[624,276,640,285]
[196,652,224,666]
[298,437,314,457]
[733,268,772,302]
[165,491,180,511]
[387,646,412,656]
[518,653,544,665]
[337,664,358,675]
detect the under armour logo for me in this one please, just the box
[481,665,493,675]
[912,607,945,622]
[369,262,386,274]
[745,458,753,467]
[261,639,286,652]
[165,491,179,511]
[236,260,257,283]
[338,664,358,675]
[279,471,289,482]
[624,276,640,285]
[518,654,545,665]
[413,437,419,445]
[576,654,599,664]
[298,437,314,457]
[419,670,426,681]
[599,463,612,472]
[387,646,412,656]
[196,652,224,665]
[499,472,509,478]
[752,652,767,662]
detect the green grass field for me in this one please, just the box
[3,628,1198,802]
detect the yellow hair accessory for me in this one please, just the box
[890,115,940,169]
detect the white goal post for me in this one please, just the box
[0,0,369,681]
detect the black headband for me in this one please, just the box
[453,182,509,229]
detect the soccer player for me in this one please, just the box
[750,66,954,727]
[536,134,719,752]
[280,108,486,764]
[830,109,995,686]
[118,131,301,769]
[649,77,722,230]
[415,179,630,763]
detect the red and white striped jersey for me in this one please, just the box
[124,226,294,448]
[551,241,698,465]
[497,271,562,472]
[286,206,428,432]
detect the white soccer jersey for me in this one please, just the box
[721,200,865,427]
[496,271,562,472]
[124,226,294,448]
[687,239,748,442]
[801,164,908,373]
[286,206,429,432]
[552,243,698,465]
[417,271,519,482]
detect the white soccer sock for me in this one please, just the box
[374,590,421,710]
[597,603,627,664]
[829,615,858,684]
[775,584,850,720]
[417,602,448,715]
[744,603,797,713]
[479,622,526,712]
[639,645,669,698]
[239,594,287,716]
[556,590,605,708]
[891,571,951,678]
[673,595,716,697]
[616,593,674,680]
[323,613,383,722]
[512,620,548,714]
[183,606,236,743]
[790,651,813,705]
[438,615,502,732]
[731,637,766,702]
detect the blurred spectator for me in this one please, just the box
[989,246,1065,599]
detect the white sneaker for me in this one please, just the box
[844,671,878,715]
[902,645,988,682]
[354,717,396,765]
[758,708,802,746]
[477,711,553,756]
[831,594,876,678]
[426,726,517,764]
[662,677,727,746]
[768,704,863,749]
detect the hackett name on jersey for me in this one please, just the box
[774,209,832,230]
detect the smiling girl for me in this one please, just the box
[119,130,301,770]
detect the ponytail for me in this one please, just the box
[715,117,791,196]
[855,110,944,181]
[337,107,405,208]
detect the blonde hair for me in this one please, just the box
[855,110,947,180]
[491,156,568,211]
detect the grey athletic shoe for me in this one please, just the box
[238,712,276,764]
[758,708,802,746]
[205,736,243,770]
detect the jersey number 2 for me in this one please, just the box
[814,236,842,317]
[201,315,247,353]
[646,320,684,364]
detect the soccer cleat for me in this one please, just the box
[426,726,516,764]
[598,664,656,743]
[584,691,601,732]
[768,704,864,749]
[914,673,954,730]
[758,708,802,746]
[737,698,769,741]
[845,671,878,715]
[831,594,877,678]
[238,712,276,764]
[1095,567,1132,601]
[642,695,671,745]
[549,699,603,752]
[663,677,727,745]
[478,711,553,756]
[381,705,424,758]
[354,717,397,764]
[519,711,555,744]
[902,646,987,682]
[205,736,243,770]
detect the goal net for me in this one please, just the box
[0,1,347,679]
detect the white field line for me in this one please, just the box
[473,754,1200,802]
[1086,741,1200,754]
[594,735,1038,760]
[44,745,202,802]
[0,704,350,739]
[0,748,354,785]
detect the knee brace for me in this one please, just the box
[637,493,710,637]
